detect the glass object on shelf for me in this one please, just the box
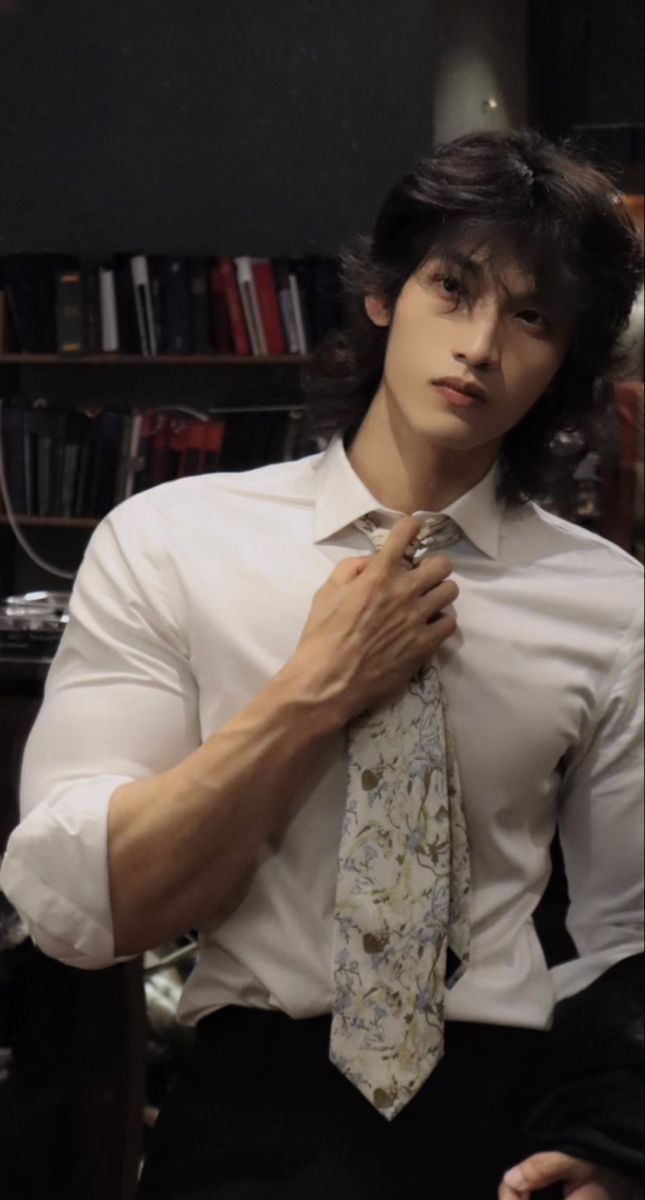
[0,590,69,656]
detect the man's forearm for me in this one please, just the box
[108,658,346,957]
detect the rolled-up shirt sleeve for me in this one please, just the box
[0,498,201,968]
[551,602,644,1002]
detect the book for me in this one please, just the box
[130,255,158,356]
[113,411,135,505]
[32,403,53,516]
[113,254,140,353]
[156,257,192,354]
[251,260,287,355]
[21,406,39,515]
[203,419,226,470]
[121,411,144,499]
[86,410,123,516]
[46,409,69,515]
[98,265,119,352]
[234,256,266,355]
[208,261,234,353]
[59,411,83,517]
[56,270,84,354]
[83,264,101,354]
[289,268,310,353]
[189,259,214,353]
[131,409,155,494]
[0,403,27,513]
[73,410,96,516]
[293,259,317,348]
[149,411,171,485]
[216,259,251,356]
[271,257,300,354]
[1,255,60,353]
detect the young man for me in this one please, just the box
[1,129,643,1199]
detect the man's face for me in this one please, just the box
[366,251,574,453]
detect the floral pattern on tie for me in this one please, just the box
[330,513,471,1121]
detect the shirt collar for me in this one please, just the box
[312,433,503,559]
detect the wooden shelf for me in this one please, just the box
[0,514,98,528]
[0,353,309,366]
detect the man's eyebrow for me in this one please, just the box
[431,250,482,275]
[428,251,566,310]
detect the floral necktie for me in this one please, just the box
[329,512,471,1121]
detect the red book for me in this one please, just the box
[217,259,251,356]
[150,412,171,485]
[251,260,286,355]
[203,419,226,470]
[208,263,234,353]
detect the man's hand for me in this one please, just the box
[290,515,459,724]
[499,1152,643,1199]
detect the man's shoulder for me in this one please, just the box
[108,450,324,530]
[509,500,644,584]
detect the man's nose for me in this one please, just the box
[453,306,502,369]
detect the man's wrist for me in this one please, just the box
[269,652,351,737]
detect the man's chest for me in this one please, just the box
[181,533,607,809]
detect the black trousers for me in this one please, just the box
[138,1008,560,1200]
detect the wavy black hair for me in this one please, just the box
[303,128,643,506]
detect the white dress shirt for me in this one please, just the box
[1,434,643,1032]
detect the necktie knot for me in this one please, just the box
[355,511,461,565]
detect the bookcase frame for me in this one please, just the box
[0,351,311,544]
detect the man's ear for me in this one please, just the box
[364,295,391,327]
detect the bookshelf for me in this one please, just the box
[0,353,308,365]
[0,348,317,592]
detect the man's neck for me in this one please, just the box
[346,390,500,514]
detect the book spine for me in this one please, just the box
[182,420,206,475]
[203,419,226,471]
[60,413,81,517]
[113,412,134,504]
[217,259,251,356]
[99,267,119,352]
[272,257,300,354]
[235,256,267,355]
[83,265,101,354]
[56,270,84,354]
[149,412,170,485]
[3,256,58,353]
[289,270,309,353]
[251,260,287,355]
[208,263,234,353]
[34,409,52,517]
[0,405,27,513]
[159,257,193,354]
[122,411,144,499]
[48,410,68,515]
[130,256,151,356]
[190,259,214,353]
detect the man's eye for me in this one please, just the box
[433,275,463,297]
[518,309,547,327]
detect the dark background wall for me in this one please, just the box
[0,0,641,257]
[529,0,644,191]
[0,0,533,261]
[0,0,440,258]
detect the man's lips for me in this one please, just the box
[432,377,489,404]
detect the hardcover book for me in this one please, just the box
[56,270,84,355]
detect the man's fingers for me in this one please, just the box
[499,1152,593,1198]
[325,556,373,587]
[377,515,425,568]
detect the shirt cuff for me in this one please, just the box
[0,774,134,968]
